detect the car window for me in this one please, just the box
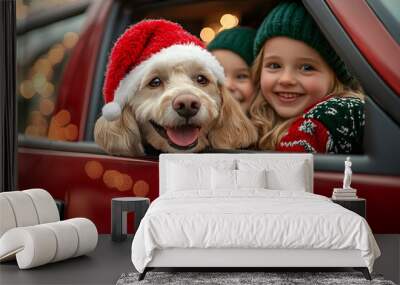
[16,0,90,139]
[18,0,385,160]
[89,0,366,156]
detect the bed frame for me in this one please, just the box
[142,248,371,279]
[139,153,371,280]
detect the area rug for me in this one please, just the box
[116,271,396,285]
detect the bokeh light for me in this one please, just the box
[29,111,47,127]
[220,14,239,29]
[48,123,65,140]
[48,110,79,141]
[48,44,65,65]
[38,82,54,98]
[103,170,123,189]
[53,110,71,126]
[63,32,79,49]
[120,174,133,192]
[200,27,215,43]
[85,161,104,180]
[39,98,55,116]
[133,180,150,197]
[19,80,35,99]
[32,73,47,93]
[64,124,78,140]
[33,58,53,80]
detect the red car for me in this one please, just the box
[16,0,399,237]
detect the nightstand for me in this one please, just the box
[332,198,366,218]
[111,197,150,242]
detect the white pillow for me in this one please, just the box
[211,168,236,190]
[236,169,267,189]
[167,163,211,191]
[266,168,306,191]
[211,169,268,190]
[238,159,308,191]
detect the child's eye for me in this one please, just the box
[300,64,315,72]
[266,63,281,69]
[236,74,250,80]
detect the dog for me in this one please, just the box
[94,59,258,156]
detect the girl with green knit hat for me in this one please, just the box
[208,27,257,112]
[249,1,364,153]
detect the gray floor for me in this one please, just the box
[373,234,400,284]
[0,235,134,285]
[1,234,398,285]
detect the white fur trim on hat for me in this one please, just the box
[102,44,225,121]
[102,102,121,121]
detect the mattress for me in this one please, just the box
[131,190,380,273]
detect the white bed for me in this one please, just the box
[131,153,380,280]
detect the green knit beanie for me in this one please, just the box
[207,27,257,66]
[254,1,353,85]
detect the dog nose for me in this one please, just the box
[172,94,201,118]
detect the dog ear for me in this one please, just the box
[94,106,144,156]
[208,86,258,149]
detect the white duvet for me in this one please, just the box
[131,190,380,273]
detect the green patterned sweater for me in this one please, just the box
[277,96,365,154]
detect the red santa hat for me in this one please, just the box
[102,19,225,121]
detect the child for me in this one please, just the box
[249,1,364,153]
[208,27,256,112]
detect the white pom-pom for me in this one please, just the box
[102,102,122,121]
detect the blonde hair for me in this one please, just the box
[249,49,364,151]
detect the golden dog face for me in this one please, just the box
[94,60,257,157]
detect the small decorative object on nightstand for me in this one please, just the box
[332,198,366,219]
[332,157,365,217]
[111,197,150,242]
[332,156,358,200]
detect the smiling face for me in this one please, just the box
[130,60,222,152]
[212,50,254,112]
[260,37,335,119]
[94,57,258,156]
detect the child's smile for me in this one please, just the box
[274,92,304,103]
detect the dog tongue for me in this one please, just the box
[166,126,199,147]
